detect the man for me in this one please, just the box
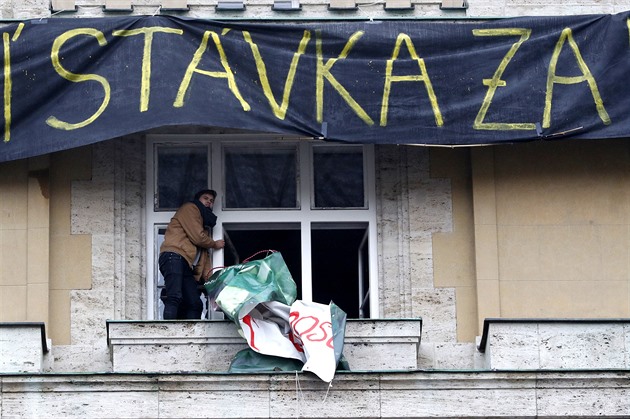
[159,189,225,319]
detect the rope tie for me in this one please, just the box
[295,371,303,418]
[243,249,277,263]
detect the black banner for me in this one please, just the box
[1,13,630,162]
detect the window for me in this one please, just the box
[146,135,377,320]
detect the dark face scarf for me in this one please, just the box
[192,200,217,229]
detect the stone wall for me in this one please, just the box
[51,136,145,372]
[376,145,456,342]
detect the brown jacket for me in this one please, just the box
[159,202,217,281]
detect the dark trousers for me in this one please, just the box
[158,252,203,320]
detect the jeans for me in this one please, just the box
[158,252,203,320]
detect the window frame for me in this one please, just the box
[145,134,379,319]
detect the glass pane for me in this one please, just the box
[224,147,297,209]
[313,146,364,208]
[156,145,208,211]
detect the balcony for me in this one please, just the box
[105,318,423,373]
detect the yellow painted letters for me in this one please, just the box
[243,30,311,120]
[3,33,11,143]
[380,33,442,127]
[472,28,535,131]
[316,30,373,126]
[543,27,610,128]
[174,30,250,111]
[47,28,111,130]
[1,23,23,142]
[113,27,183,112]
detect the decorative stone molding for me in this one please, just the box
[2,370,629,418]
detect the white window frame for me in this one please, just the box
[145,134,379,319]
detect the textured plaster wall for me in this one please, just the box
[472,139,630,329]
[431,148,477,343]
[0,160,30,322]
[0,157,50,325]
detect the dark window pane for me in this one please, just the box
[311,225,368,318]
[224,147,297,209]
[313,146,364,208]
[156,146,208,210]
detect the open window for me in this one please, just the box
[222,222,370,318]
[310,223,370,318]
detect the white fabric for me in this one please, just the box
[237,300,338,382]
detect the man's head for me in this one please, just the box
[194,189,217,209]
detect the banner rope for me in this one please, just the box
[243,249,278,263]
[322,380,333,403]
[203,247,278,281]
[295,371,303,418]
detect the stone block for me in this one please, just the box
[379,372,538,417]
[0,323,49,373]
[343,319,422,370]
[479,320,630,371]
[483,322,540,369]
[107,321,247,373]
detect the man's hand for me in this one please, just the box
[214,239,225,249]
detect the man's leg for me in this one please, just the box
[180,274,203,319]
[158,252,185,320]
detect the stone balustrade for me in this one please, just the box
[5,319,630,375]
[4,319,630,417]
[106,318,423,373]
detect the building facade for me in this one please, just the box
[1,0,630,417]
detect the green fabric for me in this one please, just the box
[229,349,351,373]
[206,251,351,377]
[204,252,297,320]
[330,302,347,365]
[229,349,304,373]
